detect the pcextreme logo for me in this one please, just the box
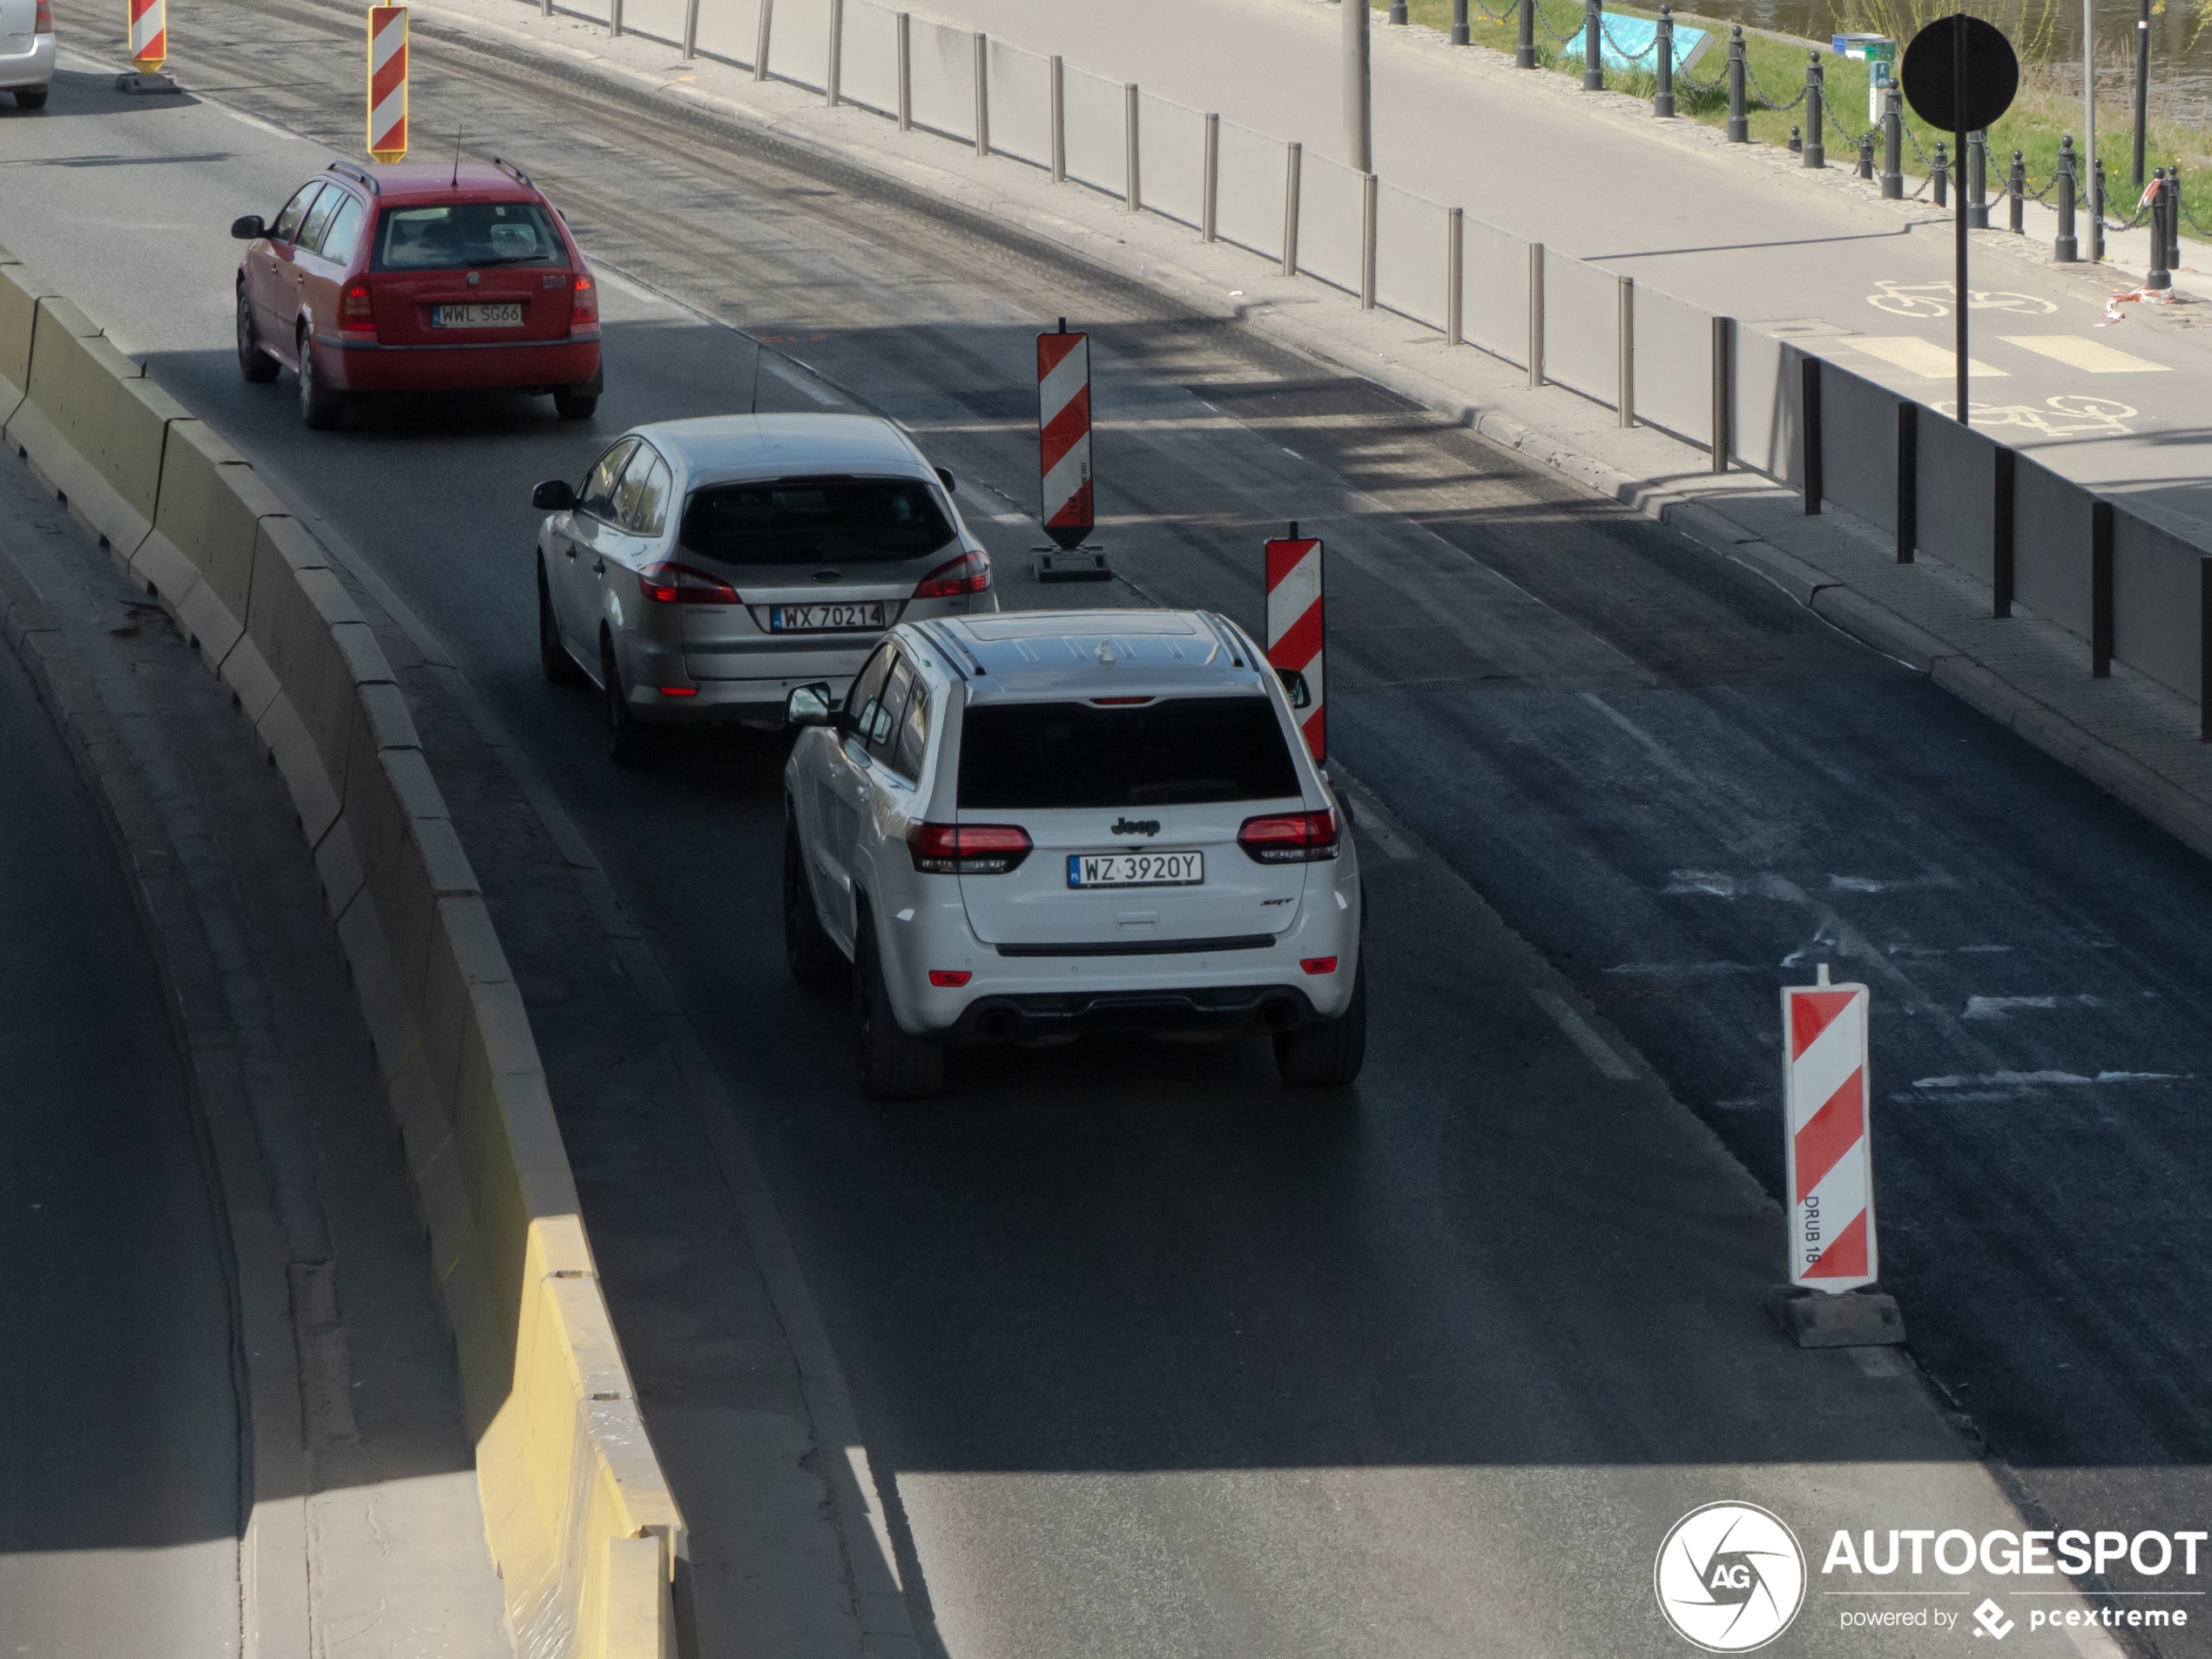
[1656,1502,1809,1652]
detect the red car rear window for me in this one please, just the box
[370,201,564,271]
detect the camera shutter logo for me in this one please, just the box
[1654,1502,1806,1652]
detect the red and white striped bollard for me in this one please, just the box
[1264,528,1325,763]
[368,5,409,164]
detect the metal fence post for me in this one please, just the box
[1447,206,1464,346]
[1804,54,1823,166]
[2009,149,2026,233]
[1583,0,1603,91]
[2148,169,2174,288]
[1993,445,2015,617]
[1859,135,1875,179]
[895,11,911,126]
[974,33,988,155]
[756,0,775,80]
[1710,315,1731,474]
[2201,556,2212,741]
[1283,142,1302,277]
[1517,0,1535,67]
[1726,28,1746,141]
[1360,172,1379,309]
[1967,130,1988,228]
[1203,112,1220,241]
[1617,275,1635,427]
[1881,88,1903,198]
[2092,499,2114,678]
[682,0,698,59]
[610,0,623,40]
[1932,140,1947,206]
[1528,242,1545,388]
[1452,0,1470,46]
[1655,7,1675,118]
[1391,0,1408,22]
[1896,401,1918,563]
[2168,170,2184,273]
[828,0,844,106]
[1801,354,1822,514]
[2054,137,2079,262]
[1049,55,1064,181]
[2090,157,2106,261]
[1124,84,1141,211]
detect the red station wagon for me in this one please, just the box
[231,158,603,428]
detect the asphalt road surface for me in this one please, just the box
[13,3,2212,1652]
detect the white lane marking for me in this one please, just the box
[1999,334,2171,374]
[1529,989,1636,1081]
[765,354,844,405]
[1332,782,1417,862]
[221,106,306,141]
[1847,336,2006,379]
[844,1446,904,1591]
[1961,994,2107,1019]
[1912,1069,2182,1089]
[586,263,679,311]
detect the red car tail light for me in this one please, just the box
[927,969,973,988]
[908,823,1032,874]
[34,0,53,31]
[569,273,598,333]
[341,277,376,336]
[913,549,989,599]
[637,563,740,605]
[1238,808,1339,864]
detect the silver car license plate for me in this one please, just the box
[1068,852,1204,888]
[768,602,888,632]
[431,302,524,328]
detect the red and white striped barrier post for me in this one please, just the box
[1033,319,1108,581]
[1770,967,1904,1346]
[117,0,178,91]
[368,5,409,164]
[1264,524,1325,763]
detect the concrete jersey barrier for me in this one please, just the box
[0,251,690,1659]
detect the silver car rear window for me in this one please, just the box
[958,698,1299,810]
[679,475,955,566]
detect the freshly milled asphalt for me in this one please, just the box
[0,536,240,1656]
[13,4,2212,1652]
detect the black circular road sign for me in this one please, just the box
[1901,14,2020,133]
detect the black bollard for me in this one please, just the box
[2090,157,2106,262]
[2054,136,2078,263]
[1655,6,1675,118]
[1390,0,1408,23]
[1517,0,1534,66]
[2148,168,2173,289]
[1789,125,1802,154]
[2009,149,2025,233]
[1967,130,1988,229]
[2168,169,2183,272]
[1859,133,1875,179]
[1932,140,1948,206]
[1726,26,1747,142]
[1451,0,1469,45]
[1804,53,1824,167]
[1583,0,1603,90]
[1881,88,1903,199]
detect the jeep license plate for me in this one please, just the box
[1068,852,1204,887]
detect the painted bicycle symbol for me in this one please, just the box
[1926,395,2138,436]
[1868,280,2060,319]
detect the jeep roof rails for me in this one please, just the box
[326,160,380,195]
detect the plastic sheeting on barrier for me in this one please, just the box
[692,0,764,69]
[1460,214,1529,369]
[1298,151,1364,295]
[986,38,1052,165]
[1374,181,1447,331]
[1061,63,1123,197]
[1136,91,1204,226]
[1214,119,1285,262]
[1540,249,1617,408]
[1732,328,1795,481]
[618,0,687,45]
[1629,283,1711,448]
[839,0,897,114]
[767,0,831,90]
[552,0,612,24]
[907,16,974,143]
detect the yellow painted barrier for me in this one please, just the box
[11,268,690,1657]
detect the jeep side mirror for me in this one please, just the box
[935,466,956,492]
[532,479,577,511]
[230,214,267,241]
[786,682,837,728]
[1277,667,1311,709]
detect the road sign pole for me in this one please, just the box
[2134,0,2150,189]
[1954,18,1967,427]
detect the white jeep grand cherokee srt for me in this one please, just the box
[781,607,1365,1098]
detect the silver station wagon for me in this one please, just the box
[531,413,995,761]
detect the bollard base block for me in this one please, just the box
[1766,1285,1906,1348]
[1031,544,1111,583]
[115,71,182,94]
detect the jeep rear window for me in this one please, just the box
[957,697,1301,810]
[679,476,955,567]
[370,201,564,271]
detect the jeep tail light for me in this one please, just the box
[908,822,1031,875]
[1300,957,1339,975]
[1238,808,1339,864]
[569,273,597,332]
[927,969,972,988]
[34,0,53,31]
[341,277,376,335]
[637,563,740,605]
[913,549,989,600]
